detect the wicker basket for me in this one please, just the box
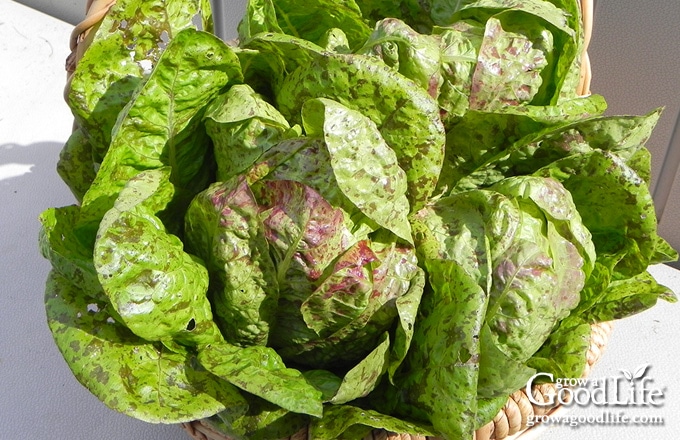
[63,1,602,439]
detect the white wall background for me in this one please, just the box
[14,0,680,267]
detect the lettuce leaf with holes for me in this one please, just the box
[67,0,214,161]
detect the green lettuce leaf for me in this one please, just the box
[434,0,581,103]
[389,267,426,380]
[433,22,481,122]
[301,98,413,243]
[438,94,606,193]
[413,176,592,366]
[581,271,678,322]
[358,18,442,97]
[78,28,242,240]
[486,176,589,361]
[207,397,309,440]
[68,0,213,160]
[455,109,662,190]
[535,150,660,276]
[237,0,283,40]
[527,320,591,379]
[395,258,487,439]
[330,332,391,404]
[198,343,323,416]
[39,205,104,300]
[257,178,356,292]
[260,0,372,49]
[477,323,536,398]
[273,240,420,370]
[45,270,246,423]
[277,52,445,210]
[411,188,520,288]
[240,32,326,95]
[184,177,278,346]
[57,128,96,202]
[248,138,347,209]
[204,84,292,181]
[94,168,222,346]
[468,17,548,111]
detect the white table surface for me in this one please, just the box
[1,1,678,439]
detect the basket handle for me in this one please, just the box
[64,0,116,101]
[577,0,593,96]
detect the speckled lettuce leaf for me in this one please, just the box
[272,241,378,368]
[428,0,572,30]
[302,98,413,244]
[464,109,663,187]
[651,236,680,265]
[485,177,589,361]
[433,22,481,122]
[198,343,323,416]
[536,0,587,102]
[78,28,242,240]
[320,27,352,53]
[57,128,96,203]
[240,32,326,94]
[490,176,596,276]
[389,267,426,380]
[263,0,372,49]
[439,94,606,193]
[580,271,677,322]
[440,111,544,193]
[358,18,442,98]
[396,258,487,439]
[312,405,437,439]
[330,332,390,404]
[277,52,445,210]
[475,396,509,430]
[248,137,377,239]
[566,109,662,162]
[184,177,278,346]
[535,150,660,277]
[303,370,343,402]
[248,138,346,208]
[274,240,376,362]
[45,270,246,424]
[353,0,428,30]
[274,241,420,370]
[39,205,104,300]
[413,177,591,364]
[204,84,292,181]
[254,179,356,300]
[468,17,548,111]
[301,242,420,370]
[67,0,213,160]
[432,0,581,103]
[477,323,536,398]
[527,320,591,379]
[237,0,283,41]
[94,168,222,346]
[411,189,520,288]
